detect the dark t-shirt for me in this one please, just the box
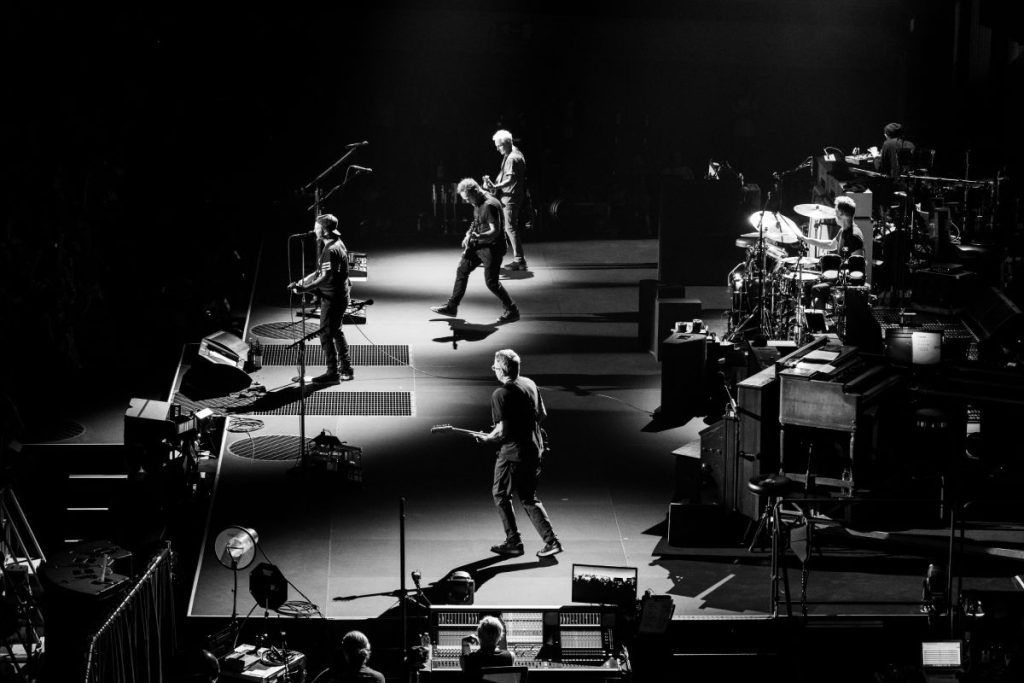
[315,238,351,298]
[837,225,865,255]
[491,376,546,463]
[334,664,385,683]
[879,137,915,178]
[496,147,527,205]
[469,196,505,248]
[461,648,515,680]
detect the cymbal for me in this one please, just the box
[748,211,800,238]
[793,203,836,220]
[779,256,819,267]
[739,230,797,244]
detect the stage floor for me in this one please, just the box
[184,238,732,619]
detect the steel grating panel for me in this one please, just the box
[247,391,413,416]
[250,321,319,340]
[228,435,313,461]
[261,344,409,367]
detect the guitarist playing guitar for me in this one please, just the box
[434,349,562,558]
[430,178,520,324]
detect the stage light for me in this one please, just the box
[214,526,259,570]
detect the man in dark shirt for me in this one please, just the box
[477,349,562,558]
[876,122,915,179]
[796,196,865,256]
[431,178,520,324]
[460,616,515,681]
[289,214,354,383]
[483,129,529,271]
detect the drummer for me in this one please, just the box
[795,196,864,257]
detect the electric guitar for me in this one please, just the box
[430,424,552,455]
[430,424,489,440]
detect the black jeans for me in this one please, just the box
[319,293,351,372]
[448,245,515,310]
[492,457,556,545]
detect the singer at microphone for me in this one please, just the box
[288,214,355,383]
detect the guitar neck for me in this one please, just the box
[450,427,488,438]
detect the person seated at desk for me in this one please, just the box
[332,631,384,683]
[460,616,514,681]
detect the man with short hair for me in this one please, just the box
[483,129,529,271]
[289,214,354,383]
[431,178,520,324]
[796,195,864,256]
[477,349,561,558]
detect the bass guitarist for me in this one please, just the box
[430,178,520,324]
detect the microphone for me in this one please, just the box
[346,140,369,148]
[351,165,374,173]
[350,298,375,310]
[289,231,314,237]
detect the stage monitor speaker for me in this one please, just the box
[199,330,249,369]
[667,502,725,546]
[659,178,742,286]
[660,333,707,419]
[652,298,702,358]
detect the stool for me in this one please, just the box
[746,473,796,552]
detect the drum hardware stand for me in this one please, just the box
[728,178,782,341]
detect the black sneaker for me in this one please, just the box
[490,541,525,557]
[430,304,458,316]
[536,541,563,558]
[340,367,354,381]
[497,307,520,324]
[503,260,528,271]
[312,371,340,384]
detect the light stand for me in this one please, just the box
[213,526,259,621]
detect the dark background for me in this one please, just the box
[3,1,1022,410]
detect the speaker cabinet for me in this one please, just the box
[735,366,780,520]
[660,333,707,419]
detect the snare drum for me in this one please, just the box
[818,253,842,283]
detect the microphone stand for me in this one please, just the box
[286,320,330,470]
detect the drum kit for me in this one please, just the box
[727,204,868,342]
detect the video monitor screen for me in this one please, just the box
[571,564,637,606]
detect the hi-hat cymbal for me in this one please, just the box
[793,203,836,220]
